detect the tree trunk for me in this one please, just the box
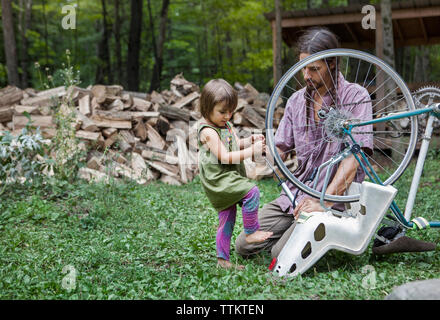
[149,0,170,92]
[1,0,21,86]
[215,23,224,78]
[42,0,49,66]
[18,0,33,88]
[274,0,282,86]
[127,0,143,91]
[114,0,123,85]
[95,0,112,84]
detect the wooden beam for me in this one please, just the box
[281,13,364,28]
[419,17,428,42]
[392,6,440,20]
[278,6,440,28]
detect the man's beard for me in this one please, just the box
[306,79,324,91]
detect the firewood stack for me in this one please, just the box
[0,74,287,185]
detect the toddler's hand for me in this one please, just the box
[252,140,265,157]
[252,134,265,143]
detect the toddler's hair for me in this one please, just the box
[199,79,238,119]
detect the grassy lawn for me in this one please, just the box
[1,154,439,300]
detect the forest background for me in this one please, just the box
[2,0,440,95]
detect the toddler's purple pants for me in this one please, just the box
[216,186,260,261]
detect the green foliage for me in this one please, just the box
[2,0,439,93]
[0,125,49,195]
[1,156,439,299]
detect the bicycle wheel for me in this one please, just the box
[266,49,418,203]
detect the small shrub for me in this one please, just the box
[0,125,49,195]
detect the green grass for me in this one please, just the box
[0,154,439,300]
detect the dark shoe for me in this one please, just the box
[373,235,436,255]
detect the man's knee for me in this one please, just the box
[235,231,253,257]
[235,231,272,258]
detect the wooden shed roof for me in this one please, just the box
[264,0,440,49]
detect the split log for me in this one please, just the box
[91,84,123,104]
[121,93,133,109]
[116,134,132,153]
[102,127,118,138]
[87,156,103,171]
[170,74,199,96]
[90,115,132,129]
[234,98,249,113]
[150,91,167,106]
[102,131,119,148]
[242,106,265,129]
[132,97,152,112]
[146,123,166,149]
[75,110,99,132]
[133,119,148,141]
[13,115,55,130]
[75,130,101,141]
[155,116,170,136]
[41,128,57,139]
[141,148,179,165]
[145,160,179,177]
[20,95,57,108]
[170,91,200,109]
[108,99,124,111]
[232,112,253,127]
[254,106,267,118]
[107,149,127,164]
[121,90,148,100]
[0,86,23,106]
[119,130,136,146]
[130,152,156,181]
[159,105,191,122]
[14,105,40,115]
[0,106,14,122]
[94,109,159,121]
[244,83,260,99]
[36,86,66,98]
[91,96,100,114]
[108,161,147,184]
[176,135,189,183]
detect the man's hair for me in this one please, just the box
[199,79,238,119]
[297,27,340,55]
[297,27,340,109]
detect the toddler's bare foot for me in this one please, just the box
[245,230,273,244]
[217,258,245,270]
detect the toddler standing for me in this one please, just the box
[197,79,273,269]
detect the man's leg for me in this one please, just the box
[270,219,298,258]
[235,199,294,257]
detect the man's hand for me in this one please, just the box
[293,197,329,219]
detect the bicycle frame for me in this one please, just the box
[341,103,440,229]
